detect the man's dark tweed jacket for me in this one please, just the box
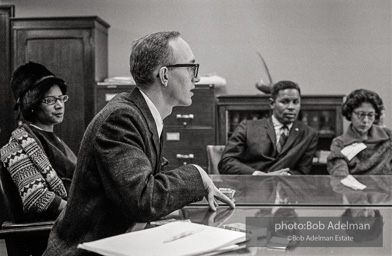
[44,88,205,256]
[218,118,318,175]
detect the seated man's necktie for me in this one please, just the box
[277,125,289,153]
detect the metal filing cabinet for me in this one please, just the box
[163,84,224,170]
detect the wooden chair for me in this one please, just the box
[0,163,54,256]
[206,145,225,174]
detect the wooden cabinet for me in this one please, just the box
[217,95,345,174]
[0,6,14,148]
[11,16,109,153]
[163,84,223,170]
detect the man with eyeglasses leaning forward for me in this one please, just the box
[43,31,234,256]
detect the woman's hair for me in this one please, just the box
[341,89,384,122]
[10,62,67,122]
[129,31,180,88]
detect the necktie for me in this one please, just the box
[277,125,288,153]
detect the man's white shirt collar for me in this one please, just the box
[272,115,293,143]
[272,115,293,131]
[139,90,163,138]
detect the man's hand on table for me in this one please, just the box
[194,165,236,211]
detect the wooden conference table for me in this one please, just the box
[145,175,392,256]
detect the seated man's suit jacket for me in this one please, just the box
[218,118,318,175]
[44,88,205,256]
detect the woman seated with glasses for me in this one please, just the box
[0,62,76,220]
[327,89,392,176]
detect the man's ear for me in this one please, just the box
[269,97,275,108]
[158,67,169,87]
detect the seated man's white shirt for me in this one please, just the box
[252,115,294,175]
[272,114,293,144]
[139,90,163,138]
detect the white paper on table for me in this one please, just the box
[340,175,367,190]
[78,221,246,256]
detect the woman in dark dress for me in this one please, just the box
[0,62,76,220]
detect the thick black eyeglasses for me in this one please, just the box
[42,95,69,105]
[166,63,200,78]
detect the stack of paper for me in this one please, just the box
[196,75,227,86]
[78,221,246,256]
[97,76,136,86]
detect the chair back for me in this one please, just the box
[206,145,225,174]
[0,163,25,224]
[0,163,54,256]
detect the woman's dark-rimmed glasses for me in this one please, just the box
[42,95,69,105]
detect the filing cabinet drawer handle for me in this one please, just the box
[176,114,194,119]
[176,114,194,126]
[176,154,195,159]
[176,154,195,165]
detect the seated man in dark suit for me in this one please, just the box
[218,81,318,175]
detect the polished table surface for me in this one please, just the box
[190,175,391,255]
[167,206,392,256]
[196,175,392,207]
[141,175,392,256]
